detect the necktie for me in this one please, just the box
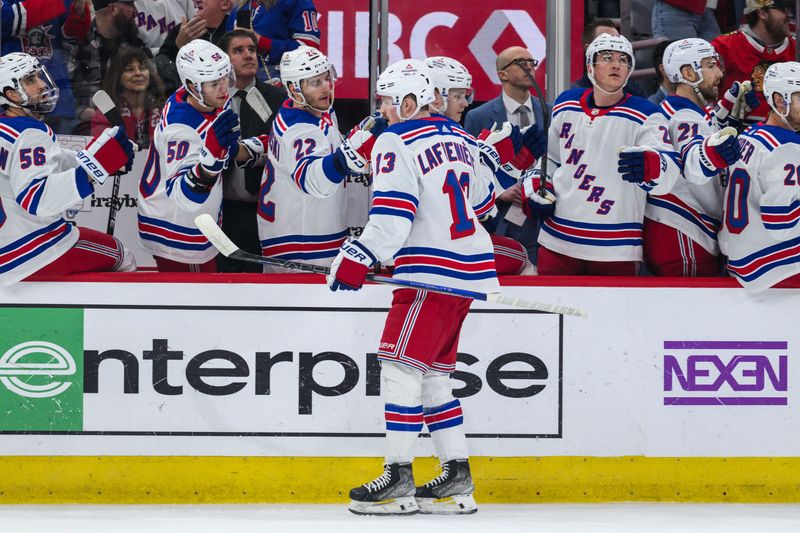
[517,105,531,128]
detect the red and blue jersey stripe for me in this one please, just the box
[138,214,213,251]
[260,229,348,261]
[647,193,720,239]
[393,246,497,281]
[369,190,419,222]
[542,215,643,247]
[761,199,800,230]
[728,235,800,283]
[0,220,72,275]
[15,177,47,215]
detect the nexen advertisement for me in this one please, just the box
[0,306,562,438]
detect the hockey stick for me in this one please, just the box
[245,86,273,124]
[519,63,549,194]
[194,214,588,317]
[92,90,134,236]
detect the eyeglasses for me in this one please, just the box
[500,58,539,71]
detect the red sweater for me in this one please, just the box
[663,0,706,15]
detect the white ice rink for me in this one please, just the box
[3,503,800,533]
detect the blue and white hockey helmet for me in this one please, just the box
[663,38,719,87]
[0,52,59,114]
[376,59,435,120]
[176,39,233,108]
[763,61,800,119]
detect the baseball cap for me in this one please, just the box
[743,0,795,15]
[92,0,135,10]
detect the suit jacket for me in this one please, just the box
[463,93,547,138]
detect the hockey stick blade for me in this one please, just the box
[194,215,588,317]
[245,87,273,124]
[92,90,123,127]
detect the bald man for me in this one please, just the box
[464,46,547,263]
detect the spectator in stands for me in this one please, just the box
[134,0,199,55]
[712,0,796,124]
[463,46,546,263]
[90,47,164,149]
[572,18,648,97]
[247,0,321,80]
[216,29,286,273]
[1,0,92,133]
[155,0,236,93]
[648,40,674,106]
[652,1,721,41]
[64,0,149,134]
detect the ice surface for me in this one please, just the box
[3,503,800,533]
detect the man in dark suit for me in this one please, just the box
[217,29,286,272]
[464,46,546,263]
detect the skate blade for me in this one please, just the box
[349,496,420,516]
[416,494,478,515]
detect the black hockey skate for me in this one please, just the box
[348,463,419,515]
[415,459,478,514]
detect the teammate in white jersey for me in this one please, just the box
[257,46,380,271]
[720,62,800,292]
[644,38,741,276]
[0,52,136,285]
[328,59,496,516]
[138,39,261,272]
[424,55,544,275]
[525,34,680,275]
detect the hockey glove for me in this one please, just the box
[698,127,740,173]
[332,116,389,177]
[327,240,376,292]
[76,126,135,185]
[715,81,758,127]
[618,147,665,184]
[199,109,241,175]
[240,134,270,167]
[478,122,522,165]
[520,168,556,219]
[510,124,547,170]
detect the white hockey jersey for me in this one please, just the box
[137,88,226,263]
[645,95,725,254]
[257,101,350,269]
[0,115,93,285]
[538,88,680,262]
[134,0,198,53]
[719,124,800,292]
[357,115,499,293]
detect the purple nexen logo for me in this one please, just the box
[663,341,788,406]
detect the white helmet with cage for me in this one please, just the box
[279,46,336,111]
[376,59,435,121]
[176,39,233,108]
[663,38,718,88]
[424,56,473,114]
[585,33,635,92]
[0,52,59,114]
[763,61,800,125]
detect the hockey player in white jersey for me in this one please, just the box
[257,46,381,270]
[721,62,800,292]
[525,34,680,275]
[328,59,497,516]
[424,55,544,275]
[0,52,136,285]
[644,38,741,276]
[138,39,262,272]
